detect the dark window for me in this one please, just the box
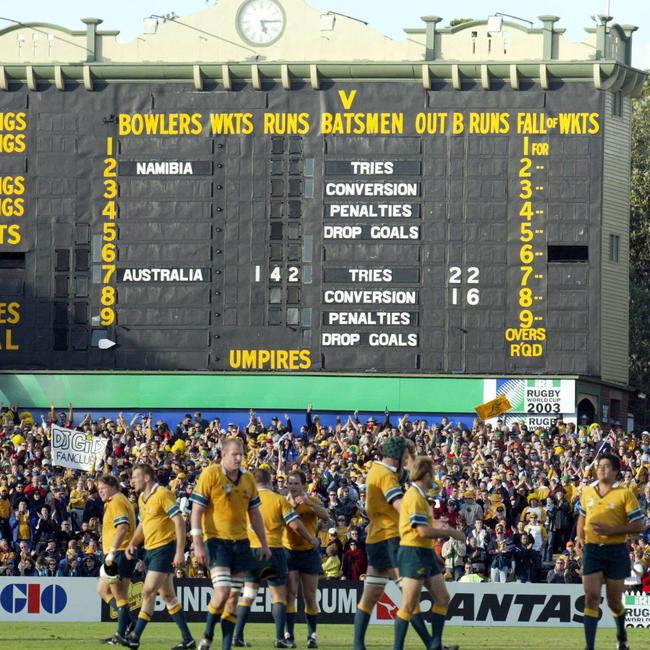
[74,247,90,272]
[268,307,282,325]
[609,234,620,263]
[55,249,70,272]
[55,275,69,297]
[547,245,588,263]
[54,302,68,325]
[270,179,284,197]
[270,223,283,240]
[612,91,623,117]
[53,328,68,351]
[288,138,302,154]
[287,286,301,304]
[269,244,283,261]
[74,301,88,324]
[288,179,302,197]
[271,137,285,154]
[270,159,284,175]
[288,201,301,219]
[0,252,26,268]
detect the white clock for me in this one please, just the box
[237,0,286,46]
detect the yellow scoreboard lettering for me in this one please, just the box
[118,113,203,136]
[229,349,311,370]
[209,112,254,135]
[263,112,310,134]
[0,301,20,351]
[468,112,510,134]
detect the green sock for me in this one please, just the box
[410,611,431,647]
[305,611,318,638]
[204,606,221,641]
[221,613,236,650]
[117,602,130,637]
[612,608,627,641]
[393,612,410,650]
[583,608,599,650]
[286,610,296,638]
[353,606,372,650]
[272,602,287,642]
[133,614,149,640]
[170,607,193,643]
[430,606,448,650]
[234,603,251,641]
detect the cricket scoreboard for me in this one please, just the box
[0,82,604,373]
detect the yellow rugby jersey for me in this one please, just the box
[248,488,299,548]
[102,491,136,553]
[283,496,321,551]
[579,481,643,545]
[138,485,180,550]
[399,484,433,549]
[365,461,403,544]
[191,464,260,541]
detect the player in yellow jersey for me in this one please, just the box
[232,468,320,648]
[191,438,271,650]
[97,474,136,646]
[353,437,430,650]
[283,470,329,649]
[576,453,644,650]
[394,456,464,650]
[124,464,194,650]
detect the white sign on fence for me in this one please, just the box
[0,577,100,622]
[51,425,108,471]
[371,582,617,628]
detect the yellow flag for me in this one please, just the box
[475,395,512,420]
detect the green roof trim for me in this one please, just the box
[0,60,644,97]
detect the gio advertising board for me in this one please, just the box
[0,577,100,622]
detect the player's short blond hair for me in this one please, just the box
[409,456,433,482]
[222,437,244,453]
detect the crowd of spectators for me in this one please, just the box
[1,403,649,591]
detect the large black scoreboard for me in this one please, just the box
[0,82,603,373]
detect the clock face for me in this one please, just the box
[237,0,286,46]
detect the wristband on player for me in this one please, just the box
[190,528,203,538]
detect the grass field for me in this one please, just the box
[0,623,645,650]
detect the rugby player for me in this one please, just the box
[283,470,329,648]
[97,474,136,646]
[124,463,195,649]
[232,468,320,648]
[353,437,431,650]
[394,456,464,650]
[577,453,644,650]
[191,438,271,650]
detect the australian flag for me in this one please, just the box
[595,431,617,457]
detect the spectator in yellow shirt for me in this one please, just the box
[322,544,341,578]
